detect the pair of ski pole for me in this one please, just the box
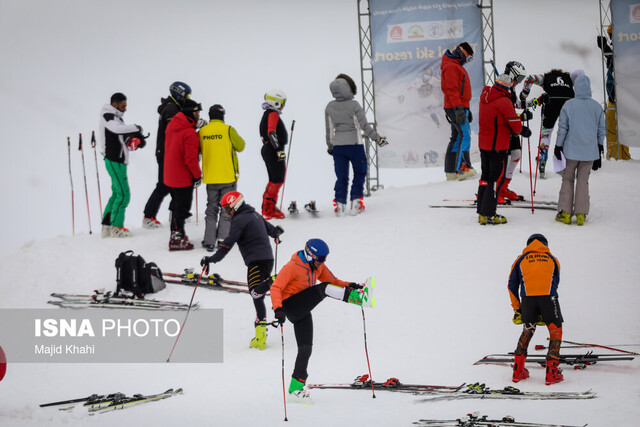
[68,132,102,235]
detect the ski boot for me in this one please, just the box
[288,201,299,214]
[576,213,585,226]
[305,201,318,213]
[249,320,268,350]
[110,226,132,238]
[101,225,112,238]
[343,279,375,308]
[142,217,162,229]
[555,211,572,224]
[288,377,312,404]
[333,200,346,217]
[169,231,194,251]
[545,359,564,385]
[350,198,365,216]
[458,163,477,181]
[478,214,507,225]
[499,178,524,201]
[512,354,529,383]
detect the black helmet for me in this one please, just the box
[169,81,192,102]
[208,104,226,121]
[527,233,548,246]
[181,99,202,121]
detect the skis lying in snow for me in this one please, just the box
[413,411,587,426]
[475,352,635,368]
[430,199,557,211]
[40,388,182,413]
[416,383,596,401]
[49,290,197,311]
[164,270,249,294]
[307,374,464,394]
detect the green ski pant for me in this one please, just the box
[103,159,130,228]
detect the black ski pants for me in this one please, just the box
[169,185,193,233]
[476,149,508,216]
[144,155,171,218]
[247,260,274,322]
[261,143,286,184]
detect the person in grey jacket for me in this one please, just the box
[553,74,605,226]
[325,74,388,216]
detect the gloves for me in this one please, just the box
[520,110,533,121]
[537,315,546,326]
[454,106,466,124]
[193,177,202,188]
[327,146,333,155]
[554,146,563,160]
[512,309,523,325]
[537,93,550,106]
[348,282,364,290]
[274,225,284,244]
[467,110,473,123]
[268,131,280,150]
[274,307,286,325]
[126,136,143,151]
[592,158,602,171]
[196,118,208,129]
[277,151,286,161]
[200,256,211,275]
[519,88,530,102]
[136,125,144,135]
[519,126,532,139]
[375,136,389,147]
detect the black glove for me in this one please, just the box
[268,131,280,150]
[348,282,364,290]
[454,106,466,124]
[512,309,523,325]
[200,256,211,275]
[274,307,286,325]
[467,110,473,123]
[554,146,563,160]
[327,146,333,155]
[519,88,530,102]
[592,158,602,171]
[520,110,533,121]
[274,225,284,244]
[136,125,144,135]
[537,93,550,106]
[519,126,532,139]
[375,136,389,147]
[193,177,202,188]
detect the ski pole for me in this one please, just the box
[67,137,75,236]
[90,131,103,214]
[361,306,376,398]
[166,265,207,362]
[550,338,639,356]
[195,186,199,226]
[280,324,288,421]
[526,135,534,213]
[277,120,296,214]
[78,133,92,234]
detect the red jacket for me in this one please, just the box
[164,112,202,187]
[440,52,471,109]
[478,85,522,151]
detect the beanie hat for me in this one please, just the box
[527,233,548,247]
[208,104,226,121]
[570,69,585,83]
[181,99,202,121]
[458,42,473,57]
[495,74,512,90]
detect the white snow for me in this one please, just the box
[1,1,639,426]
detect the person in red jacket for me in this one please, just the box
[476,75,530,225]
[164,99,203,250]
[440,41,476,181]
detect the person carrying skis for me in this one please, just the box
[142,82,192,230]
[476,74,530,225]
[441,41,476,181]
[270,238,368,403]
[508,233,564,386]
[164,99,203,250]
[200,191,283,350]
[99,92,146,238]
[259,89,288,219]
[325,73,388,216]
[199,104,246,251]
[519,69,574,179]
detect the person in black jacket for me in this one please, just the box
[259,89,288,219]
[142,81,192,229]
[200,191,283,350]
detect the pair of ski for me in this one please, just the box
[40,388,182,414]
[308,375,595,400]
[414,411,586,427]
[288,200,318,214]
[163,270,249,294]
[475,351,635,368]
[430,199,557,211]
[49,290,197,311]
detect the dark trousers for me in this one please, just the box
[332,144,367,204]
[247,260,274,321]
[444,108,472,173]
[144,155,171,218]
[476,149,508,216]
[261,144,286,183]
[169,185,193,234]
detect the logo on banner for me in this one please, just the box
[631,4,640,23]
[390,25,403,40]
[408,25,424,39]
[387,20,463,43]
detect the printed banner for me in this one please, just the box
[0,309,223,363]
[369,0,484,168]
[611,0,640,146]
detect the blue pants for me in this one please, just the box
[444,108,472,173]
[332,145,367,204]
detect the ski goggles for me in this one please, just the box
[304,247,327,264]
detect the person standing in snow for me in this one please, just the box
[519,69,574,179]
[142,81,192,230]
[99,92,146,238]
[553,74,605,226]
[199,104,246,251]
[270,238,368,403]
[259,89,288,220]
[441,41,476,181]
[476,74,530,225]
[325,73,388,216]
[200,191,283,350]
[508,233,564,386]
[164,99,203,250]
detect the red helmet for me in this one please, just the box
[221,191,244,214]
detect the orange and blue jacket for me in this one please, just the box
[508,240,560,310]
[270,251,350,310]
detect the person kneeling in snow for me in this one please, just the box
[270,238,367,403]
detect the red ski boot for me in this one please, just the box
[545,359,564,385]
[512,353,529,383]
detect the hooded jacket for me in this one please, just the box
[155,96,181,158]
[99,104,139,164]
[478,84,523,152]
[324,78,380,149]
[555,75,605,161]
[270,251,350,310]
[440,51,471,109]
[163,112,202,188]
[507,240,560,310]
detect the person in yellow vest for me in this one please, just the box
[199,104,246,251]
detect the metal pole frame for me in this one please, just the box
[599,0,620,160]
[478,0,496,86]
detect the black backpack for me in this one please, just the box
[115,250,166,298]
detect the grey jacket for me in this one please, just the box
[555,75,605,161]
[324,78,379,149]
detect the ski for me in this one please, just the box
[307,374,464,394]
[163,270,249,294]
[475,352,635,367]
[49,291,197,311]
[442,198,558,206]
[88,388,182,414]
[414,411,587,426]
[417,383,596,401]
[430,202,556,211]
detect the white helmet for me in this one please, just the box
[504,61,526,84]
[264,89,287,109]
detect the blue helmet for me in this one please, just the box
[304,238,329,263]
[527,233,548,246]
[169,81,192,102]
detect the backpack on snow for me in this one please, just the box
[115,250,166,298]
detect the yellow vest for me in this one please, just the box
[199,120,245,184]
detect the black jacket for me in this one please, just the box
[156,97,182,158]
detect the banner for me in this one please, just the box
[369,0,484,168]
[611,0,640,146]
